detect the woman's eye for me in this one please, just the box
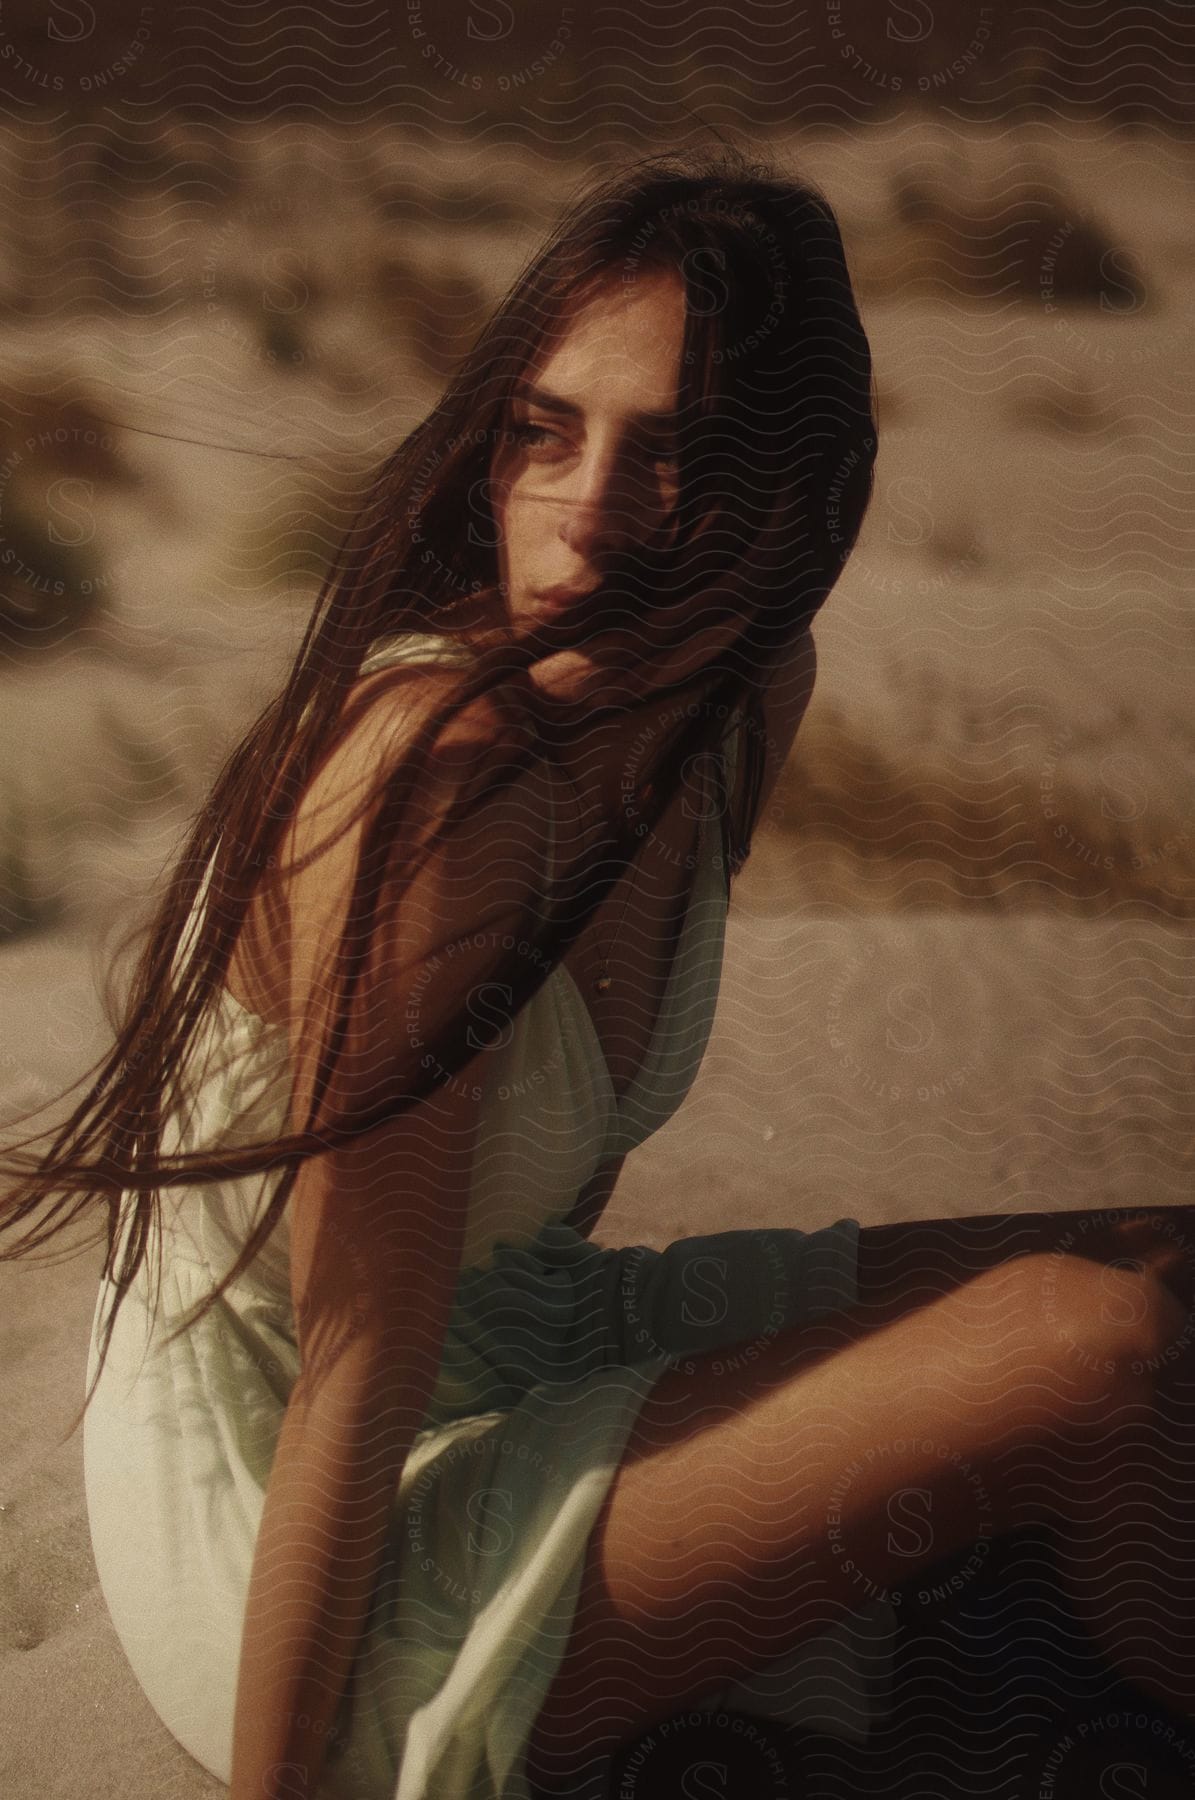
[511,421,563,451]
[509,420,679,472]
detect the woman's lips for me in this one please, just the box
[532,584,601,606]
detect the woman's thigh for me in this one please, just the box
[523,1247,1175,1787]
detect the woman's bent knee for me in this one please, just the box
[997,1249,1184,1405]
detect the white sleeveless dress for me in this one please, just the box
[82,631,894,1799]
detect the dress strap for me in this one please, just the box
[358,628,477,679]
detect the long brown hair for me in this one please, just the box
[0,142,877,1433]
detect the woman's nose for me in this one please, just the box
[556,455,665,558]
[557,500,627,561]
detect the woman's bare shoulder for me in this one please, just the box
[227,649,540,1027]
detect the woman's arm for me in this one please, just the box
[563,1205,1195,1381]
[228,670,549,1798]
[230,1314,431,1799]
[228,1104,474,1800]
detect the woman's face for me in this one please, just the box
[490,266,686,646]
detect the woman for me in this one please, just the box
[3,144,1195,1800]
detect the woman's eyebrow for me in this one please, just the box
[512,380,679,430]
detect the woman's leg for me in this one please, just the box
[853,1195,1195,1716]
[854,1202,1195,1719]
[1052,1340,1195,1719]
[854,1203,1195,1320]
[523,1241,1189,1789]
